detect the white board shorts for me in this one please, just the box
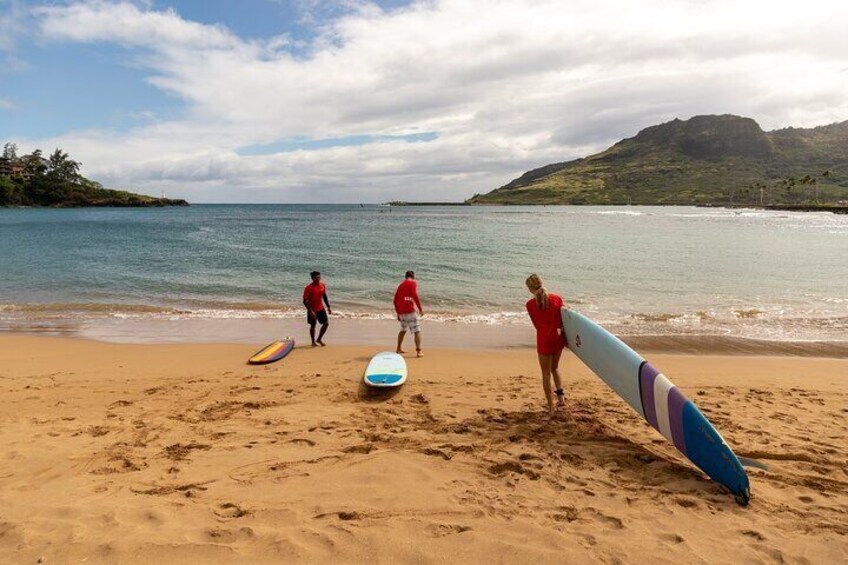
[398,312,420,333]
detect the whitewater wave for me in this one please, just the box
[591,210,645,216]
[2,302,847,342]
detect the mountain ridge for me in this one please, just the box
[468,114,848,205]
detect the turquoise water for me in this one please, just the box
[1,205,846,341]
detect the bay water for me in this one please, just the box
[1,205,846,344]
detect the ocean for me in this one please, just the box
[1,204,846,344]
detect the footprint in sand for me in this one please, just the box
[314,511,365,521]
[130,482,211,497]
[420,447,452,460]
[289,438,317,447]
[341,444,376,456]
[215,502,250,519]
[440,443,474,454]
[89,449,146,475]
[549,506,579,523]
[742,530,766,541]
[488,461,541,480]
[673,497,700,509]
[194,400,277,422]
[583,508,624,529]
[427,523,472,537]
[163,442,211,461]
[109,400,133,408]
[204,527,255,543]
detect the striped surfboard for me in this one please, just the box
[562,309,751,504]
[248,339,295,365]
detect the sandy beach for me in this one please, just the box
[1,334,846,564]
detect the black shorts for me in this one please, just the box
[307,309,329,326]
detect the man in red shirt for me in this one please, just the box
[303,271,332,346]
[393,270,425,357]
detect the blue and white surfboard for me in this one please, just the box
[562,309,751,504]
[364,352,408,388]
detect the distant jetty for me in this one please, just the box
[386,201,470,206]
[699,204,848,215]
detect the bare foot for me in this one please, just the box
[396,349,407,354]
[416,350,424,358]
[311,342,317,347]
[317,340,326,347]
[555,390,566,409]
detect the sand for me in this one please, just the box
[0,334,846,564]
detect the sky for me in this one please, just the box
[1,0,847,203]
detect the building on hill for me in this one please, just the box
[0,157,26,180]
[0,155,48,183]
[0,157,12,177]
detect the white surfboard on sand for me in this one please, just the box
[364,352,408,387]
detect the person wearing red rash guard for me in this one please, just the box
[303,271,332,346]
[393,270,425,357]
[525,273,567,418]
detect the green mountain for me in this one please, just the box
[468,115,848,205]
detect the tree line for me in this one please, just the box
[727,171,835,206]
[1,142,108,206]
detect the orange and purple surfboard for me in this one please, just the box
[248,338,295,365]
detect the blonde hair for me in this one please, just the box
[525,273,549,309]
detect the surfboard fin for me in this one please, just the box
[737,456,770,471]
[734,488,751,507]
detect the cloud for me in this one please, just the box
[0,97,16,110]
[35,1,239,48]
[0,0,28,52]
[21,0,848,202]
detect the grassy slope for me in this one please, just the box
[469,116,848,205]
[1,177,188,207]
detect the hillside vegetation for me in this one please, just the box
[468,115,848,206]
[1,144,188,208]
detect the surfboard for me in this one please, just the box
[248,339,295,365]
[364,352,407,387]
[561,309,751,505]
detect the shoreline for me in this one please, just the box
[3,317,848,358]
[0,334,845,563]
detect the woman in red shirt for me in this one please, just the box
[525,274,567,417]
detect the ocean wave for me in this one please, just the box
[591,210,644,216]
[2,302,847,342]
[0,303,531,325]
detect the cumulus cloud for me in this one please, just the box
[19,0,848,202]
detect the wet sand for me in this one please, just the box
[0,334,846,564]
[7,314,848,359]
